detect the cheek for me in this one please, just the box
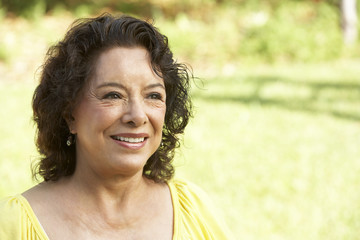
[92,110,118,129]
[152,108,166,130]
[95,103,126,125]
[73,103,120,134]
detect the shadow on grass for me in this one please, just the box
[194,75,360,122]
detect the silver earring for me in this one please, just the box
[66,135,73,146]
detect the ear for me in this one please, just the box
[65,115,77,134]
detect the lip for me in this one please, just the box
[110,133,149,150]
[111,133,149,138]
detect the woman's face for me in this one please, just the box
[69,47,166,178]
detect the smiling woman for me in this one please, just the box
[0,13,232,240]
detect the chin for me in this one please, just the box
[107,156,148,176]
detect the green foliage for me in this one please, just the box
[1,0,358,63]
[156,1,346,65]
[238,1,343,62]
[0,47,7,63]
[1,0,46,19]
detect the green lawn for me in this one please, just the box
[174,62,360,239]
[0,81,37,197]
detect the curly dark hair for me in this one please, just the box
[32,13,192,183]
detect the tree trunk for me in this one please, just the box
[340,0,358,45]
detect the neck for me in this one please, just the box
[66,146,154,208]
[57,169,155,227]
[69,167,149,206]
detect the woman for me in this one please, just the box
[0,14,231,239]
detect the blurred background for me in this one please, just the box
[1,0,360,239]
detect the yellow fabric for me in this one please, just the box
[169,179,232,240]
[0,194,48,240]
[0,179,232,240]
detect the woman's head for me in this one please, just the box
[32,13,192,183]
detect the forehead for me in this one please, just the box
[89,46,162,87]
[97,47,150,69]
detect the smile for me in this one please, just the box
[111,136,145,143]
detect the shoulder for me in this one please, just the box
[168,178,206,200]
[0,194,49,240]
[169,179,220,217]
[0,195,24,220]
[169,178,222,214]
[0,195,24,239]
[168,179,234,239]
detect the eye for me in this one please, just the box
[103,92,122,99]
[147,93,163,100]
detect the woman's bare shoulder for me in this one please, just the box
[22,180,69,214]
[23,181,56,200]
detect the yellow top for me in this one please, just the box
[0,179,232,240]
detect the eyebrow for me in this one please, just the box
[96,82,125,90]
[96,82,165,90]
[144,83,165,90]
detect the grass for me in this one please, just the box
[0,81,37,196]
[1,13,360,239]
[173,62,360,239]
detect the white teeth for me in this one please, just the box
[113,136,145,143]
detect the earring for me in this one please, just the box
[66,135,73,146]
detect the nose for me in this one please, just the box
[121,99,148,127]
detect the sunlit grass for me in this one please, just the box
[0,82,37,196]
[174,64,360,239]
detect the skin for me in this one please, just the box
[23,47,174,240]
